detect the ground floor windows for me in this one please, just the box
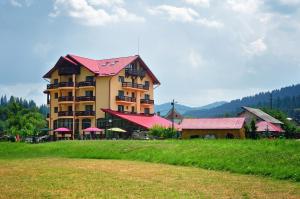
[144,108,150,114]
[82,118,91,129]
[118,105,124,112]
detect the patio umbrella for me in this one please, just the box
[54,127,71,132]
[107,127,126,133]
[83,127,104,132]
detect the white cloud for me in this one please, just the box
[182,0,210,7]
[244,38,267,55]
[50,0,144,26]
[188,49,205,69]
[279,0,300,5]
[148,5,223,28]
[10,0,22,7]
[227,0,262,14]
[148,5,199,22]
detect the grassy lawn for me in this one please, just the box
[0,158,299,199]
[0,139,300,181]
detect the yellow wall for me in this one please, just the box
[181,129,246,139]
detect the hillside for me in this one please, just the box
[155,101,227,116]
[184,84,300,120]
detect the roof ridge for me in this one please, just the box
[68,54,139,62]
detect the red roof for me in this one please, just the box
[102,109,179,130]
[256,121,284,132]
[180,118,245,130]
[43,54,160,84]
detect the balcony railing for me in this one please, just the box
[76,96,95,102]
[47,83,58,89]
[77,81,96,87]
[125,68,146,77]
[122,82,149,90]
[46,113,50,118]
[58,111,74,117]
[116,110,154,116]
[59,82,74,87]
[58,96,74,102]
[140,99,154,104]
[116,96,136,102]
[47,82,74,89]
[75,111,95,116]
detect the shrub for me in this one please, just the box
[148,125,177,139]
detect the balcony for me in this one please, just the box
[116,96,136,103]
[76,96,95,102]
[58,96,74,102]
[58,111,74,117]
[140,99,154,104]
[77,81,96,87]
[47,83,58,90]
[75,111,95,117]
[125,68,146,78]
[58,82,74,88]
[122,82,149,91]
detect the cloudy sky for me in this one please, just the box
[0,0,300,106]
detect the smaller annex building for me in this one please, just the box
[180,118,246,139]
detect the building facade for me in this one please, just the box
[43,54,160,139]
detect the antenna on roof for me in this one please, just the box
[137,36,140,55]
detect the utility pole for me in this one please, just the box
[171,99,175,131]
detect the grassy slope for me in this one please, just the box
[1,158,299,199]
[0,139,300,181]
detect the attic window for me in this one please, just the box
[101,62,110,66]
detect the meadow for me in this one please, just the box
[0,139,299,181]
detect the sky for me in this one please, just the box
[0,0,300,106]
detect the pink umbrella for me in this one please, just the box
[54,127,71,132]
[83,127,104,132]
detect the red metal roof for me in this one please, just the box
[256,121,284,133]
[102,109,178,130]
[180,118,245,130]
[43,54,160,84]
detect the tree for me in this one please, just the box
[249,119,257,139]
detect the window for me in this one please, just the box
[144,108,150,114]
[132,92,135,98]
[68,92,72,97]
[82,119,91,129]
[68,77,73,82]
[118,76,124,82]
[54,79,58,84]
[118,105,124,112]
[144,94,150,100]
[131,107,135,113]
[118,90,124,97]
[68,106,72,112]
[86,76,94,82]
[54,107,58,113]
[85,105,93,111]
[144,81,149,87]
[54,93,58,99]
[53,120,58,129]
[85,90,93,97]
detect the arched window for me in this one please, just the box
[82,119,91,129]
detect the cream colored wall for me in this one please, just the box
[181,129,246,139]
[96,76,110,119]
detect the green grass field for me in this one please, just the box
[1,139,299,181]
[1,158,299,198]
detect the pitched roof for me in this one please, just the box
[241,107,283,124]
[102,109,179,130]
[43,54,160,84]
[165,108,184,120]
[180,118,245,130]
[256,121,284,132]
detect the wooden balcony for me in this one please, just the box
[76,96,95,102]
[47,82,74,90]
[75,111,95,117]
[125,68,146,78]
[47,83,58,90]
[76,81,96,88]
[58,111,74,117]
[58,96,74,102]
[140,99,154,105]
[122,82,149,91]
[116,96,136,104]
